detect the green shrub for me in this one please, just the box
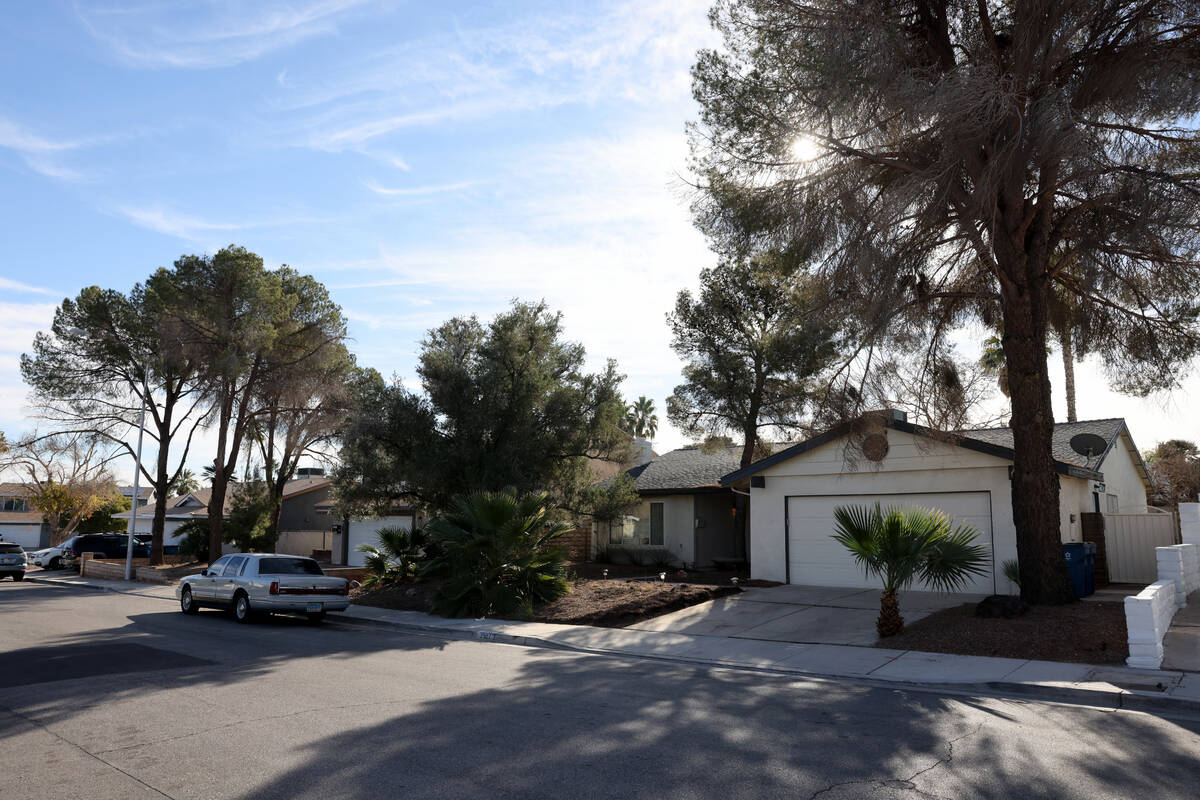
[1002,559,1021,589]
[175,520,210,563]
[424,490,570,618]
[357,526,427,588]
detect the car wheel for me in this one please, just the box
[48,557,62,570]
[12,573,23,582]
[233,592,253,624]
[180,587,199,615]
[306,611,326,624]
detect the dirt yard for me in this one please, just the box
[351,577,738,627]
[880,600,1128,665]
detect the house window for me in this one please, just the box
[650,503,664,546]
[1106,494,1119,513]
[1,498,27,512]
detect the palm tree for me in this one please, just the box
[424,490,571,617]
[625,396,659,439]
[168,468,200,496]
[832,503,991,637]
[357,526,426,588]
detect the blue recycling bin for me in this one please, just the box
[1083,541,1096,596]
[1062,543,1087,598]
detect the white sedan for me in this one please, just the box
[177,553,350,624]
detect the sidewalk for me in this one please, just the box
[26,572,1200,715]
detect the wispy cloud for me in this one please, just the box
[75,0,376,69]
[0,117,89,180]
[0,278,58,296]
[363,180,476,197]
[283,0,714,153]
[116,205,331,243]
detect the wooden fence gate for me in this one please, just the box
[1103,512,1180,584]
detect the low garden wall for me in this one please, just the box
[80,554,149,580]
[1124,543,1200,669]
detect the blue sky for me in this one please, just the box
[1,0,1198,482]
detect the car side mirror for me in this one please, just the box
[200,569,208,577]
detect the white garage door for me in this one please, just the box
[0,524,44,549]
[345,515,413,567]
[786,492,995,593]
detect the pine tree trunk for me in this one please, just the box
[1059,326,1077,423]
[998,245,1076,605]
[877,590,904,637]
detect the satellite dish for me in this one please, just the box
[1070,433,1108,458]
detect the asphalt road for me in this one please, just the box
[2,581,1199,800]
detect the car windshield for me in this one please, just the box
[257,557,323,576]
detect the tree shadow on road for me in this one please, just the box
[217,647,1200,800]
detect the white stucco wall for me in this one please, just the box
[1058,476,1091,543]
[1099,432,1150,512]
[747,427,1115,589]
[626,496,695,566]
[749,430,1018,585]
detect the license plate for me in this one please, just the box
[306,603,322,612]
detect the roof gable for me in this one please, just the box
[721,417,1116,485]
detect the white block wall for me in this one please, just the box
[1125,580,1179,669]
[1181,503,1200,545]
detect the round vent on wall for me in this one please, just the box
[862,433,889,462]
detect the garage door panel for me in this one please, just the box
[346,515,413,567]
[786,492,995,593]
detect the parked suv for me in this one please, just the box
[62,533,150,564]
[0,541,27,581]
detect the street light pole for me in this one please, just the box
[124,359,150,581]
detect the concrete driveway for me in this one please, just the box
[628,584,986,646]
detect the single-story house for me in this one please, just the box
[721,411,1154,595]
[598,444,751,569]
[113,474,337,557]
[0,482,49,549]
[118,485,153,508]
[323,499,424,567]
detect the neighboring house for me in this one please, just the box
[112,475,335,557]
[113,488,233,540]
[721,411,1155,595]
[118,485,154,508]
[326,501,425,567]
[0,482,49,549]
[600,444,751,569]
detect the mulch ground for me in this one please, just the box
[568,562,779,588]
[351,577,738,628]
[880,600,1128,665]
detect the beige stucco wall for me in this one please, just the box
[749,430,1019,585]
[1058,475,1092,543]
[747,428,1107,590]
[622,496,695,566]
[1099,432,1149,512]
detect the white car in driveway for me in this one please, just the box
[29,544,69,570]
[177,553,350,624]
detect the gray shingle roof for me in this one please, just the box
[960,418,1127,471]
[630,445,744,493]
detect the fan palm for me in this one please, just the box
[356,525,427,588]
[424,490,571,617]
[832,503,991,637]
[625,396,659,439]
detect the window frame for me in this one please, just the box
[649,502,664,547]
